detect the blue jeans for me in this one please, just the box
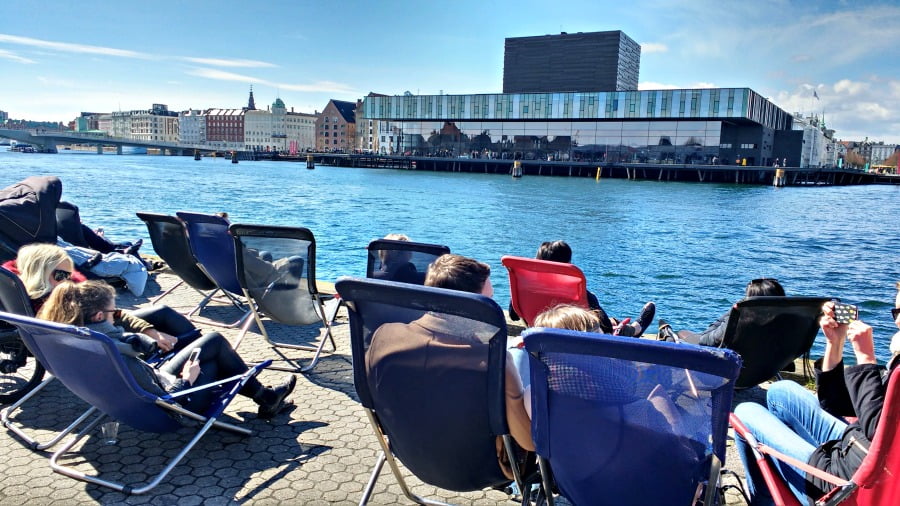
[734,381,847,505]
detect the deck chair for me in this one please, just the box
[731,367,900,505]
[720,296,829,389]
[365,238,449,284]
[135,212,221,312]
[0,311,269,495]
[335,277,529,504]
[524,328,742,505]
[501,256,589,326]
[230,224,338,373]
[175,211,251,328]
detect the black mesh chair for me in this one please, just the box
[365,239,450,284]
[135,212,220,314]
[335,277,528,504]
[720,296,829,389]
[230,224,338,373]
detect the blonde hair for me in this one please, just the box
[533,304,601,332]
[17,244,71,300]
[379,233,412,265]
[37,280,115,326]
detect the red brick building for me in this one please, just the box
[315,100,357,152]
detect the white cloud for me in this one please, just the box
[0,49,35,64]
[641,42,668,53]
[0,33,150,58]
[833,79,868,96]
[187,68,260,84]
[187,67,355,95]
[182,57,276,68]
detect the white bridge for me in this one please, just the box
[0,129,217,155]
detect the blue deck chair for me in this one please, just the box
[335,277,529,505]
[0,311,269,495]
[230,224,339,373]
[175,211,251,328]
[135,212,222,313]
[365,238,450,284]
[720,296,829,389]
[524,329,742,505]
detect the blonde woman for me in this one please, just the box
[1,243,86,312]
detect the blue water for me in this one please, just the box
[2,149,899,361]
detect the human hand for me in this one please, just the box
[819,301,847,346]
[846,320,877,365]
[181,357,201,385]
[149,330,177,352]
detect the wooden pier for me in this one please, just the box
[271,154,898,186]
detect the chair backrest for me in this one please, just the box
[136,212,217,292]
[0,311,181,433]
[0,176,63,262]
[230,224,322,326]
[501,255,589,326]
[335,277,511,491]
[524,329,741,505]
[848,367,900,505]
[365,239,450,285]
[175,211,242,295]
[0,266,34,318]
[721,296,829,389]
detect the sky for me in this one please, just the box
[1,0,899,143]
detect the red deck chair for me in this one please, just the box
[500,256,589,326]
[730,369,900,506]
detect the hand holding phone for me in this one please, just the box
[833,302,859,325]
[188,347,201,364]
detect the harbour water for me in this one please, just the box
[2,149,898,360]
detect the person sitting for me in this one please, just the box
[7,243,194,353]
[371,233,423,284]
[732,284,900,504]
[38,280,296,419]
[662,278,785,347]
[508,240,655,337]
[367,253,534,470]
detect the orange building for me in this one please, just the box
[315,100,357,152]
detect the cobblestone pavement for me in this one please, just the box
[0,270,778,505]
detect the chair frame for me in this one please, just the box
[230,224,337,373]
[364,238,450,282]
[500,255,589,326]
[175,211,252,329]
[0,311,269,494]
[336,277,527,505]
[524,328,742,506]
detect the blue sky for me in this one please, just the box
[2,0,898,143]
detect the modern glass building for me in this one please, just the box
[360,88,793,166]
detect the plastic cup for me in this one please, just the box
[100,421,119,445]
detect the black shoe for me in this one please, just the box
[633,302,656,338]
[257,375,297,419]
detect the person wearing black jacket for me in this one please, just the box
[733,287,900,505]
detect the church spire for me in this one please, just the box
[247,85,256,110]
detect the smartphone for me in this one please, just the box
[187,347,201,363]
[833,302,858,324]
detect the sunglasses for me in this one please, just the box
[892,308,900,320]
[52,269,72,282]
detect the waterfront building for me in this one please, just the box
[178,109,206,146]
[316,100,357,152]
[0,110,7,124]
[205,108,245,151]
[503,31,641,93]
[98,104,178,143]
[869,142,898,164]
[282,106,317,153]
[783,114,837,168]
[358,88,792,166]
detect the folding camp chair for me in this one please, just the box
[136,212,222,312]
[230,224,338,373]
[731,367,900,505]
[176,211,252,328]
[501,256,589,326]
[335,277,530,505]
[720,296,829,389]
[365,238,450,284]
[524,328,742,505]
[0,311,269,494]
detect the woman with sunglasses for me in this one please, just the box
[659,278,785,346]
[4,244,190,353]
[733,283,900,504]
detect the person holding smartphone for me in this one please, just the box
[732,282,900,504]
[38,281,296,420]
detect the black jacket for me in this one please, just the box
[806,360,891,502]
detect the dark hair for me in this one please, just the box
[36,280,115,326]
[536,240,572,263]
[746,278,786,297]
[425,254,491,295]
